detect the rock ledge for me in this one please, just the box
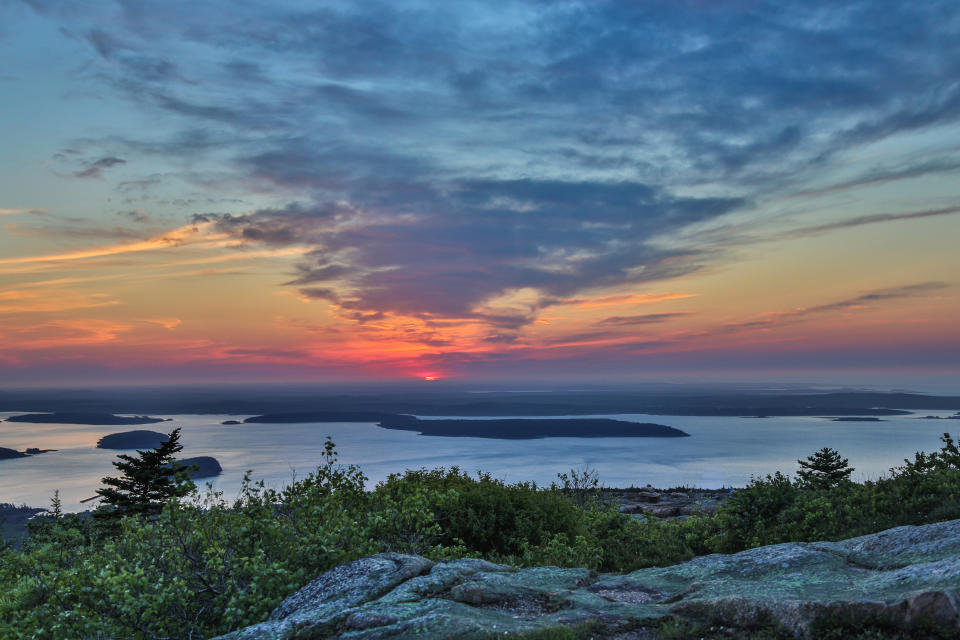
[215,519,960,639]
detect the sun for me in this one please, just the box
[423,376,437,381]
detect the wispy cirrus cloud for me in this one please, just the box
[596,312,694,327]
[0,222,225,268]
[712,283,952,335]
[0,208,45,215]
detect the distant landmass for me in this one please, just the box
[7,412,166,425]
[96,430,169,450]
[244,411,395,423]
[378,415,690,439]
[4,387,955,418]
[828,417,883,422]
[172,456,222,479]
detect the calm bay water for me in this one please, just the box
[1,411,957,509]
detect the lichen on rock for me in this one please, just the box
[215,519,960,639]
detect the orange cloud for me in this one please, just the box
[9,319,133,350]
[141,318,182,330]
[0,222,228,267]
[553,292,697,308]
[0,288,120,314]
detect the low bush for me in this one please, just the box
[3,433,960,638]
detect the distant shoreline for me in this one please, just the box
[6,412,167,425]
[5,388,956,419]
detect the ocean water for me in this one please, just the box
[1,411,957,510]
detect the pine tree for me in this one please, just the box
[95,428,194,520]
[50,489,62,519]
[796,447,853,490]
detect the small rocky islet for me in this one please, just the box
[217,518,960,640]
[0,446,56,460]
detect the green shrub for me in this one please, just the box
[375,467,585,558]
[5,435,960,638]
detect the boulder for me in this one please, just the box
[215,520,960,639]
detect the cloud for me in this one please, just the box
[0,222,225,268]
[0,208,45,215]
[715,283,951,334]
[117,209,151,223]
[790,206,960,237]
[203,179,736,327]
[141,317,182,330]
[788,157,960,199]
[18,0,960,341]
[596,312,693,327]
[73,156,127,179]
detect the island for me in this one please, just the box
[97,430,169,450]
[0,446,56,460]
[0,447,29,460]
[7,412,166,425]
[221,420,242,425]
[827,417,883,422]
[377,415,690,439]
[172,456,222,479]
[244,411,395,423]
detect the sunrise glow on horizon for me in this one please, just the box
[1,2,959,388]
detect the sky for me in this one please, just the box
[1,0,959,388]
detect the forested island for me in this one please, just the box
[236,411,690,438]
[96,430,169,449]
[378,415,690,439]
[243,411,395,423]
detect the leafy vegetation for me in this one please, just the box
[2,433,960,638]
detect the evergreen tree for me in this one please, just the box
[95,428,193,520]
[796,446,853,490]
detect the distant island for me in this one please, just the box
[378,415,690,439]
[97,430,169,450]
[244,411,395,423]
[0,446,56,460]
[7,412,166,425]
[828,417,883,422]
[172,456,222,479]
